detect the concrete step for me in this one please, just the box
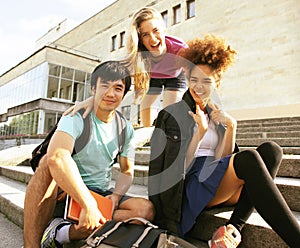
[112,165,300,212]
[190,207,299,248]
[278,155,300,178]
[135,151,300,178]
[237,125,299,133]
[0,212,24,248]
[0,168,299,248]
[236,137,300,148]
[237,117,300,127]
[239,146,300,155]
[236,130,300,139]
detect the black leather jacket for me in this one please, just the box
[148,90,238,232]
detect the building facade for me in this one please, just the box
[0,0,299,136]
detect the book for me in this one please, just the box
[64,190,113,223]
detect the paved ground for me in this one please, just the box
[0,212,23,248]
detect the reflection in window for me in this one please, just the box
[49,64,61,77]
[47,63,90,103]
[47,76,59,98]
[187,0,195,19]
[161,11,168,27]
[120,31,125,48]
[112,35,117,51]
[173,5,181,24]
[74,83,85,102]
[45,112,61,133]
[60,79,72,100]
[75,70,86,82]
[121,105,131,120]
[2,110,40,135]
[61,67,74,80]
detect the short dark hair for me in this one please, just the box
[91,61,131,97]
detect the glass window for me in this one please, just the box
[173,5,181,24]
[47,64,90,102]
[49,64,61,77]
[60,79,72,100]
[73,83,85,102]
[187,0,195,19]
[47,76,59,98]
[74,70,86,82]
[120,31,125,48]
[121,105,131,120]
[111,35,117,51]
[61,66,74,80]
[161,11,168,27]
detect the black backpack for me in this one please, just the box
[30,110,126,172]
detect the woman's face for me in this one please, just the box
[189,64,217,107]
[139,18,166,57]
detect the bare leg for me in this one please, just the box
[24,156,58,247]
[114,197,155,221]
[162,90,184,108]
[207,155,244,208]
[68,197,155,241]
[140,94,160,127]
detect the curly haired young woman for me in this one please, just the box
[148,34,300,248]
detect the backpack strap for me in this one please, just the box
[73,109,92,155]
[115,110,126,158]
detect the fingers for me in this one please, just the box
[208,101,220,111]
[99,216,107,225]
[63,106,75,116]
[82,105,93,119]
[188,105,207,129]
[75,217,101,232]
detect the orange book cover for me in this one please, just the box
[64,190,113,223]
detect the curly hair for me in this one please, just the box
[180,34,237,83]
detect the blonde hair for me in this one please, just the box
[179,34,237,87]
[124,7,166,103]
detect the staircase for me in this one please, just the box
[0,117,299,247]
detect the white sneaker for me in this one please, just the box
[208,224,241,248]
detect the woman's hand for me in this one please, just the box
[63,96,94,118]
[209,102,237,128]
[189,104,208,134]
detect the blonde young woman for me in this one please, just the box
[66,7,187,127]
[148,34,300,248]
[126,7,187,127]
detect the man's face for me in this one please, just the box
[92,77,125,113]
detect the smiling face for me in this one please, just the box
[139,18,166,57]
[92,77,125,115]
[189,64,217,108]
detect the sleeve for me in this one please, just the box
[166,35,188,55]
[56,113,84,140]
[120,120,135,163]
[148,109,168,221]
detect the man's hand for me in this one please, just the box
[74,201,106,234]
[106,193,122,211]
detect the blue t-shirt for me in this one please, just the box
[56,110,135,191]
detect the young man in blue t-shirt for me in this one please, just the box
[24,61,155,248]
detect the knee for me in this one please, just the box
[256,141,282,175]
[233,149,263,178]
[257,141,282,158]
[135,198,156,221]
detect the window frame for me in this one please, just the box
[187,0,195,19]
[173,4,181,25]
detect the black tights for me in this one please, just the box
[228,141,300,247]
